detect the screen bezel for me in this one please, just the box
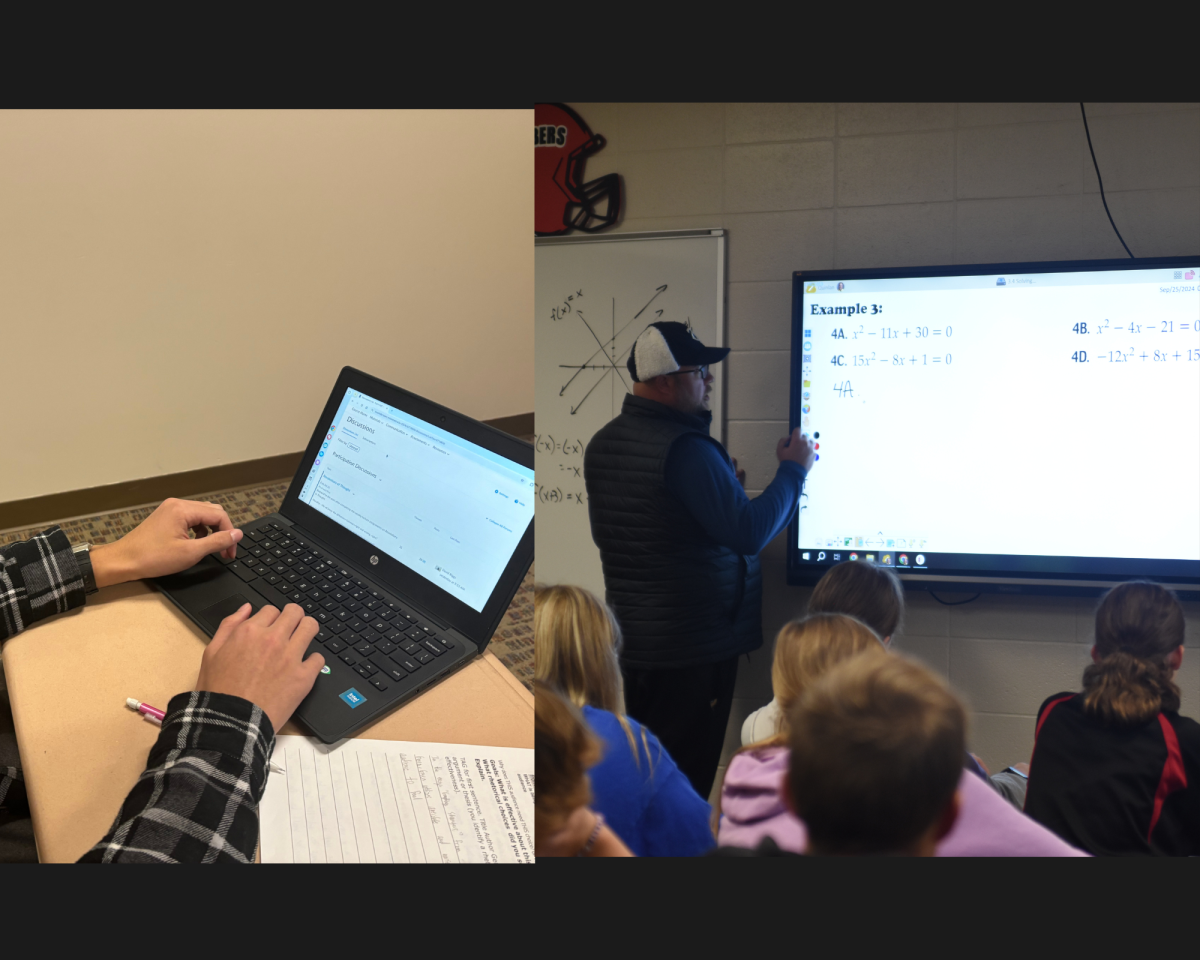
[281,366,534,638]
[786,255,1200,599]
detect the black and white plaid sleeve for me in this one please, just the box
[79,691,275,863]
[0,765,20,808]
[0,527,86,642]
[0,527,87,812]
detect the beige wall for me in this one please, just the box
[566,102,1200,798]
[0,110,532,504]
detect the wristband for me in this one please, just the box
[71,542,99,595]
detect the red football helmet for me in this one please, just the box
[535,103,621,236]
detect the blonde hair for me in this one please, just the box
[534,584,653,770]
[714,613,887,831]
[756,613,889,748]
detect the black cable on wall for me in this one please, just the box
[1081,103,1135,259]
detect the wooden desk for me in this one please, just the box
[1,581,532,862]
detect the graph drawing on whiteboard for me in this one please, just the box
[535,228,726,600]
[555,284,685,416]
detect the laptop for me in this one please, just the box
[154,366,534,743]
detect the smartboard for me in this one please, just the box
[534,229,726,598]
[788,256,1200,597]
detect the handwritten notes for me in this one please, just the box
[259,736,534,863]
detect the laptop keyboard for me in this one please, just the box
[218,520,455,694]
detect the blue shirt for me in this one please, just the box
[665,434,806,556]
[583,705,715,857]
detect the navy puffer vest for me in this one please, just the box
[584,395,763,668]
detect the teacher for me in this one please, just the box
[583,321,815,797]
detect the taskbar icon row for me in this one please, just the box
[801,549,929,568]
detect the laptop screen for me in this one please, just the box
[296,387,535,613]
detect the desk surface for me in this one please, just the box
[1,581,532,863]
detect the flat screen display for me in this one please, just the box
[297,387,536,612]
[788,257,1200,595]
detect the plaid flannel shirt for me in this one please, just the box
[1,527,271,862]
[80,690,273,862]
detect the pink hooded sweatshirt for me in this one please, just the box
[716,746,1088,857]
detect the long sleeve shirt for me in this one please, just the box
[664,434,807,557]
[0,527,270,862]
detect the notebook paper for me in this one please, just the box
[259,736,534,863]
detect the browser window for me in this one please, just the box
[798,267,1200,564]
[298,389,535,612]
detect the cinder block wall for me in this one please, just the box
[568,102,1200,802]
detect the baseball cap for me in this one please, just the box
[627,321,731,382]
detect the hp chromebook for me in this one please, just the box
[155,366,534,743]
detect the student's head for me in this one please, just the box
[1082,580,1185,725]
[809,559,904,643]
[535,584,656,767]
[534,679,602,848]
[784,653,966,856]
[534,584,623,713]
[766,613,888,741]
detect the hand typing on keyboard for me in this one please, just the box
[194,601,325,734]
[91,498,244,588]
[222,521,458,702]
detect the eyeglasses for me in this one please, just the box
[664,365,709,379]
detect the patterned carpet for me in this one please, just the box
[0,480,535,692]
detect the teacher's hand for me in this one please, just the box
[777,428,816,472]
[90,498,243,588]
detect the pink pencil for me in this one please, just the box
[126,698,165,722]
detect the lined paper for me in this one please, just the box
[259,736,534,863]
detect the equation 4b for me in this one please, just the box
[536,484,587,506]
[534,434,585,456]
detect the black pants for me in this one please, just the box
[620,656,739,801]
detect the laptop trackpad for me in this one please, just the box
[199,593,252,631]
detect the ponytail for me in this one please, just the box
[1081,651,1180,726]
[1081,581,1184,726]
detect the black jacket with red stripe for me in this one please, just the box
[1024,692,1200,857]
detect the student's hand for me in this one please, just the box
[90,498,243,588]
[777,428,816,471]
[731,457,747,488]
[535,806,634,858]
[194,602,325,734]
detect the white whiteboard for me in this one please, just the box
[534,229,726,597]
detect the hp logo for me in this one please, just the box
[370,555,379,565]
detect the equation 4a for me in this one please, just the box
[829,325,951,340]
[536,484,587,505]
[534,434,585,456]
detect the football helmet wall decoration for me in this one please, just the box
[535,103,622,236]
